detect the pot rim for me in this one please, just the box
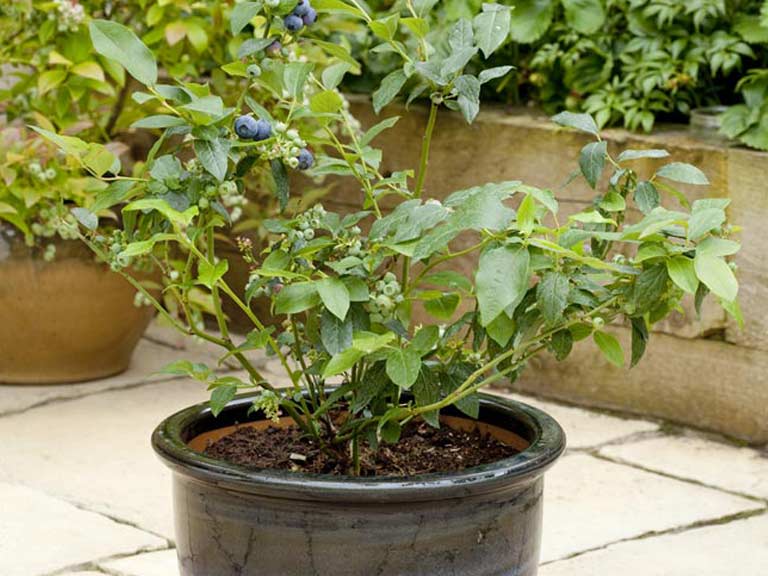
[152,391,566,503]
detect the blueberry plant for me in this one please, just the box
[39,1,741,475]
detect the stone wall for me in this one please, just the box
[338,96,768,444]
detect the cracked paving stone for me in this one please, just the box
[539,512,768,575]
[541,453,763,563]
[0,338,219,416]
[0,377,221,539]
[0,482,164,576]
[601,434,768,500]
[493,390,658,449]
[99,549,178,576]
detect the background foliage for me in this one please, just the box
[346,0,768,149]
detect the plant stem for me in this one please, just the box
[414,100,439,200]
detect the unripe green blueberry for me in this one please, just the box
[384,272,397,283]
[303,228,315,240]
[247,64,262,78]
[383,283,398,296]
[592,317,605,329]
[198,197,210,209]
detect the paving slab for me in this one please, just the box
[0,482,165,576]
[99,549,178,576]
[541,453,763,562]
[539,511,768,575]
[0,377,217,539]
[601,434,768,500]
[495,390,658,449]
[0,339,215,416]
[58,573,107,576]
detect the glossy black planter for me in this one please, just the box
[152,392,566,575]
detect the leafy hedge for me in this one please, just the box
[345,0,768,150]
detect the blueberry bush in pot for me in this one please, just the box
[39,1,741,573]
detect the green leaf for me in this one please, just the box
[666,256,698,294]
[599,191,626,212]
[283,62,314,99]
[360,116,400,147]
[516,193,536,234]
[131,115,187,129]
[237,37,277,59]
[411,325,440,355]
[89,20,157,86]
[551,329,573,361]
[454,75,481,123]
[633,264,669,313]
[479,65,514,84]
[594,330,624,367]
[402,16,429,38]
[123,199,198,226]
[320,309,353,355]
[694,253,738,302]
[634,181,660,214]
[194,138,230,182]
[386,348,422,389]
[509,0,555,43]
[579,140,607,188]
[71,207,98,231]
[696,238,740,258]
[271,160,290,211]
[353,331,395,353]
[230,1,263,35]
[449,19,474,51]
[473,3,511,58]
[487,312,515,346]
[38,69,67,95]
[687,208,725,241]
[198,259,229,289]
[562,0,606,34]
[552,110,599,136]
[617,149,670,162]
[310,90,344,115]
[210,384,238,417]
[370,14,400,41]
[413,370,440,427]
[424,292,461,320]
[373,69,408,114]
[537,272,569,325]
[317,277,350,320]
[476,245,530,326]
[323,347,364,377]
[656,163,710,186]
[274,282,321,315]
[422,271,472,292]
[630,317,649,368]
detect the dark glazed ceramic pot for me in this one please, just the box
[0,229,155,384]
[153,392,566,576]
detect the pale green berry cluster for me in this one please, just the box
[28,162,57,182]
[42,243,56,262]
[255,121,308,169]
[30,207,78,243]
[51,0,85,32]
[133,291,153,308]
[198,180,247,222]
[367,272,404,324]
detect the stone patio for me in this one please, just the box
[2,323,766,576]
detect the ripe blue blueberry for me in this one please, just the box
[234,115,260,139]
[302,7,318,25]
[253,119,273,141]
[297,148,314,170]
[293,0,311,17]
[266,40,282,55]
[284,14,304,32]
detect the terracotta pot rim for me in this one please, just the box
[152,390,566,503]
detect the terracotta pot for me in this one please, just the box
[0,231,154,384]
[153,391,566,575]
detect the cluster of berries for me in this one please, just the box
[28,162,57,182]
[367,272,404,324]
[234,116,314,171]
[51,0,85,32]
[216,180,248,223]
[30,206,78,247]
[283,0,317,32]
